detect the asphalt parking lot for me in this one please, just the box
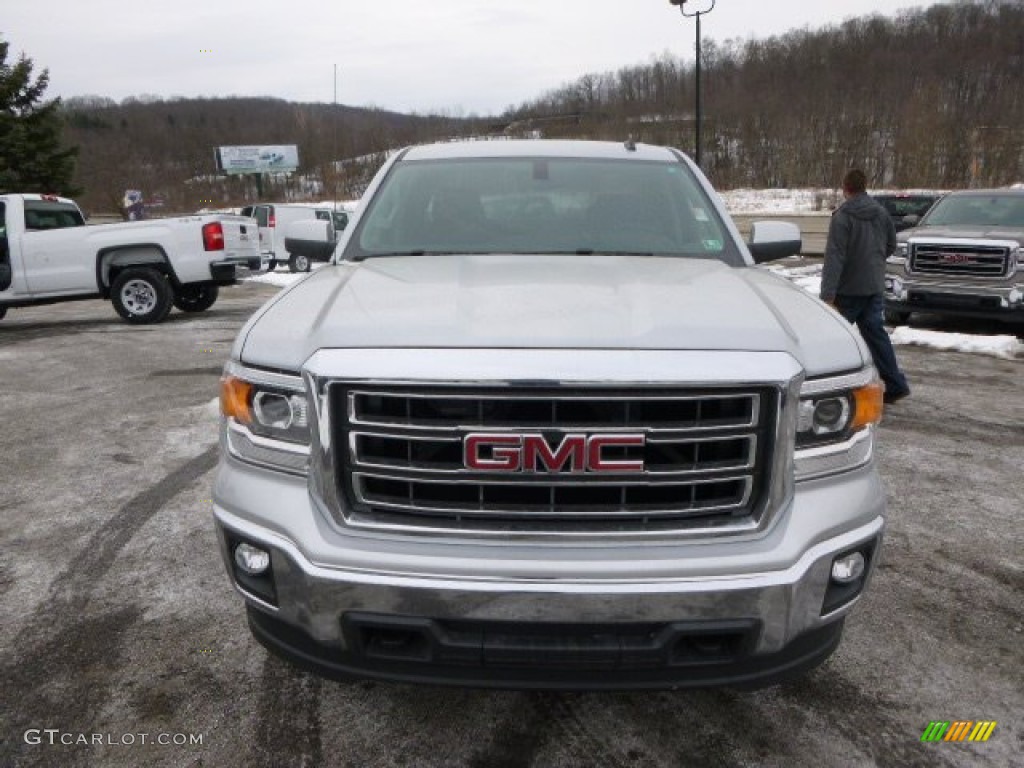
[1,282,1021,768]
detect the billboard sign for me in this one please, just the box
[215,145,299,175]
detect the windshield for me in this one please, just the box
[344,156,740,264]
[922,193,1024,228]
[874,195,938,218]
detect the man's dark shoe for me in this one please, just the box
[883,389,910,405]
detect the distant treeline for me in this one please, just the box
[60,1,1023,212]
[506,0,1024,189]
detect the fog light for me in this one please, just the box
[234,542,271,575]
[831,552,865,584]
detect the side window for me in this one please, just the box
[22,203,84,230]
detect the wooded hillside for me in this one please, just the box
[505,0,1024,189]
[60,97,485,214]
[58,1,1023,213]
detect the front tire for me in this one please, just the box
[289,253,311,273]
[111,267,173,324]
[173,284,219,313]
[267,259,277,271]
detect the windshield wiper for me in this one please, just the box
[349,250,434,262]
[541,249,656,256]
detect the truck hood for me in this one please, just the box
[898,225,1024,246]
[238,255,867,376]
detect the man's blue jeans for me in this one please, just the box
[834,294,910,395]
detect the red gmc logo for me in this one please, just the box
[464,433,645,473]
[940,252,973,264]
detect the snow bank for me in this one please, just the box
[889,327,1023,360]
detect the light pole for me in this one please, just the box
[669,0,715,168]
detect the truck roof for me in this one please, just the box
[401,139,684,163]
[2,193,78,206]
[940,188,1024,198]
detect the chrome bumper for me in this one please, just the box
[213,455,885,685]
[885,267,1024,317]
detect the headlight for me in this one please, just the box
[795,369,883,481]
[886,242,908,265]
[220,362,310,474]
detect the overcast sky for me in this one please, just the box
[4,0,932,116]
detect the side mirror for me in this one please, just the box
[747,220,802,264]
[901,214,920,227]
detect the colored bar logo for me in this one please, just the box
[921,721,997,742]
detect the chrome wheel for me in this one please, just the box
[120,278,158,315]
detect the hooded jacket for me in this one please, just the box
[820,192,896,301]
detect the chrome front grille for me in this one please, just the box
[910,243,1010,278]
[331,386,776,533]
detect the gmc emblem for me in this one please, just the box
[940,252,973,264]
[464,433,645,473]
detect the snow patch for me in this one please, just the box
[247,263,326,289]
[889,327,1023,360]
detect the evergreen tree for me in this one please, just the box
[0,39,79,195]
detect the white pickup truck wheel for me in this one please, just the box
[173,284,219,313]
[111,267,173,324]
[289,253,311,273]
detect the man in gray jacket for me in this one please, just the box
[821,169,911,403]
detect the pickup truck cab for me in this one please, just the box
[0,193,260,324]
[215,140,885,690]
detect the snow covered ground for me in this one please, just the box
[245,188,1022,361]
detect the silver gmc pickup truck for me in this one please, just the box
[214,140,886,689]
[884,188,1024,324]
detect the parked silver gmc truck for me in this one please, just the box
[214,140,887,689]
[884,188,1024,324]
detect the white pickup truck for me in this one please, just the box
[0,193,261,324]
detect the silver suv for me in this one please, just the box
[214,140,886,689]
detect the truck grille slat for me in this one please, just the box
[332,386,775,533]
[909,243,1010,278]
[352,474,752,519]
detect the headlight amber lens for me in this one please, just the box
[851,381,884,430]
[220,375,253,423]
